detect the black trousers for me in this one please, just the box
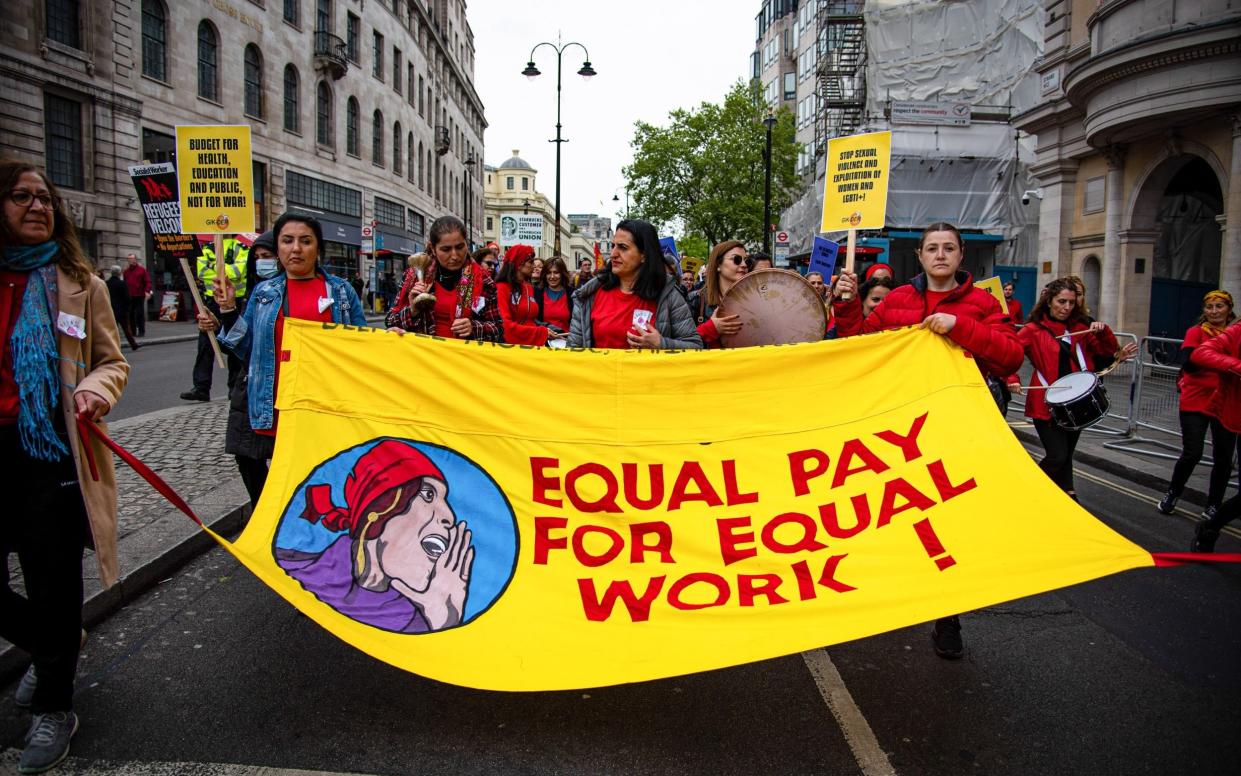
[1033,418,1082,493]
[127,296,146,336]
[192,297,244,394]
[1170,411,1237,507]
[236,455,270,506]
[0,425,89,713]
[1203,434,1241,532]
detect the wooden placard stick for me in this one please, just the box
[178,256,226,369]
[839,229,858,301]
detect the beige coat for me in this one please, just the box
[55,268,129,588]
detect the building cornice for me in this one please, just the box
[0,55,142,117]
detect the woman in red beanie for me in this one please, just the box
[277,440,474,632]
[494,245,553,346]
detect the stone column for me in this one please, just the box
[1222,113,1241,294]
[1032,160,1079,287]
[1100,145,1126,325]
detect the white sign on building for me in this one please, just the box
[890,100,971,127]
[499,214,544,247]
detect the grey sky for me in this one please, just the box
[470,0,757,224]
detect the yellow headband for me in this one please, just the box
[1204,290,1234,307]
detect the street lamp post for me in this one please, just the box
[463,152,477,250]
[762,107,777,257]
[612,189,630,220]
[522,35,596,258]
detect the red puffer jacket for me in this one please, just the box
[834,271,1023,378]
[1007,318,1119,421]
[1190,320,1241,434]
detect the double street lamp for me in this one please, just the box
[463,152,477,250]
[522,36,596,257]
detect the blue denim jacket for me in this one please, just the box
[219,273,369,430]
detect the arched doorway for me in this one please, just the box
[1145,157,1223,336]
[1081,255,1101,318]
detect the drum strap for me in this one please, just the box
[1034,337,1088,388]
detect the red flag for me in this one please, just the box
[593,241,602,269]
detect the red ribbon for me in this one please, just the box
[1151,552,1241,567]
[76,414,203,526]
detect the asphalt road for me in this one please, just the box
[109,339,227,422]
[2,460,1238,775]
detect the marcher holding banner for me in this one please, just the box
[494,244,552,346]
[0,160,129,773]
[1006,277,1135,500]
[834,222,1023,661]
[568,219,702,350]
[196,213,367,438]
[535,256,574,333]
[687,240,748,349]
[386,216,503,342]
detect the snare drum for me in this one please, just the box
[1044,371,1109,430]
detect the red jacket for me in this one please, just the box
[1008,318,1119,421]
[1007,297,1024,325]
[1190,320,1241,434]
[123,263,150,297]
[1178,325,1223,415]
[496,280,548,346]
[834,271,1022,378]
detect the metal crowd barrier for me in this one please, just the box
[1104,335,1186,460]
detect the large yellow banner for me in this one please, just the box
[211,320,1151,691]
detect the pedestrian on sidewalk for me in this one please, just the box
[1188,318,1241,552]
[195,213,367,447]
[104,265,139,351]
[0,160,130,774]
[122,253,150,337]
[834,222,1024,661]
[1159,290,1237,519]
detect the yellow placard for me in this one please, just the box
[175,125,255,234]
[210,321,1152,691]
[975,276,1010,315]
[681,256,704,278]
[820,130,892,232]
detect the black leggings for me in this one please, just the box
[0,426,89,713]
[1170,411,1237,507]
[1034,418,1082,493]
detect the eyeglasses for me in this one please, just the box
[724,255,749,266]
[7,191,58,209]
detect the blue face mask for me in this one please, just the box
[256,258,280,279]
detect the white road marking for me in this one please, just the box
[0,749,377,776]
[802,649,898,776]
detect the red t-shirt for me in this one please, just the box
[260,276,331,436]
[0,270,29,424]
[1179,326,1222,415]
[923,288,952,313]
[591,286,657,349]
[432,280,460,338]
[542,289,571,332]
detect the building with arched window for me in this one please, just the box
[0,0,487,314]
[1015,0,1241,337]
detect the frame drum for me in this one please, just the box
[719,269,828,348]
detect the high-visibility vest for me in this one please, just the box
[198,238,249,298]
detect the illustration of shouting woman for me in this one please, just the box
[276,440,475,632]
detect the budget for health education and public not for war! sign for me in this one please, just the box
[820,130,892,233]
[174,125,255,235]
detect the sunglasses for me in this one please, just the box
[724,255,749,266]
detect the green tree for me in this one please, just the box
[674,233,709,260]
[623,80,800,249]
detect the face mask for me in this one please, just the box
[256,258,280,279]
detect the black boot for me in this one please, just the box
[1191,523,1219,553]
[932,615,963,660]
[1157,490,1178,515]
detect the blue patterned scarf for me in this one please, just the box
[1,241,68,460]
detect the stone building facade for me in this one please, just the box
[1015,0,1241,337]
[0,0,486,307]
[481,150,592,268]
